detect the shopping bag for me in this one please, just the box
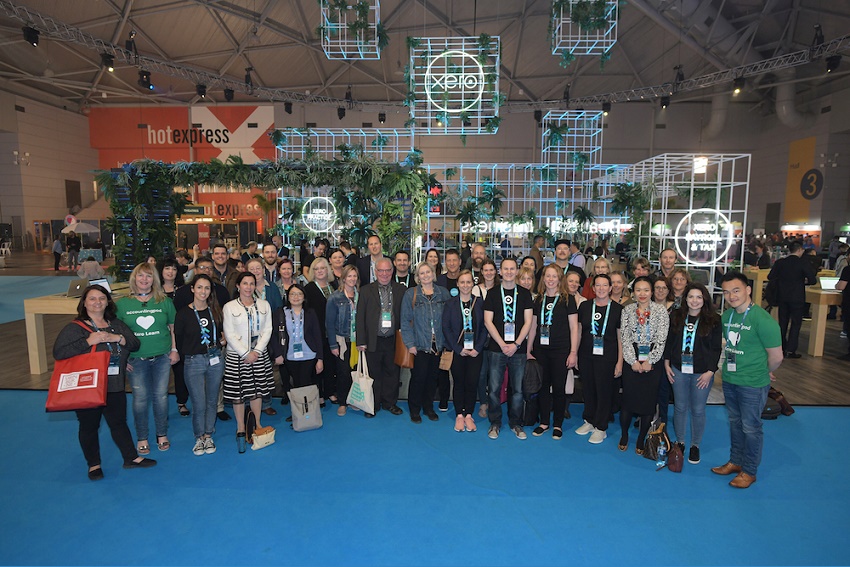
[46,345,109,412]
[288,385,323,432]
[348,354,375,414]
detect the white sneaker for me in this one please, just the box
[575,421,594,435]
[203,437,216,454]
[512,426,527,440]
[488,424,500,439]
[588,428,607,444]
[192,438,205,456]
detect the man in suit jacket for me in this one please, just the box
[767,240,817,358]
[357,234,386,285]
[356,257,406,417]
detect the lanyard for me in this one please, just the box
[541,295,558,326]
[635,305,651,344]
[286,307,304,344]
[461,299,473,331]
[682,316,699,354]
[192,306,217,348]
[725,303,753,343]
[378,284,392,312]
[421,286,437,338]
[347,290,358,340]
[591,301,611,337]
[501,285,518,323]
[89,319,118,354]
[237,298,259,337]
[320,284,332,298]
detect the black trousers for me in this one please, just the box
[451,352,483,417]
[579,353,617,432]
[409,351,440,416]
[286,358,317,389]
[778,300,806,354]
[172,359,189,405]
[316,338,336,400]
[365,336,400,412]
[333,340,354,407]
[53,251,61,271]
[76,391,137,467]
[435,367,451,407]
[536,349,569,429]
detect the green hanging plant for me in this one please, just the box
[559,51,576,68]
[570,151,589,172]
[600,50,612,70]
[376,22,389,51]
[546,124,570,147]
[406,36,421,51]
[570,0,611,32]
[371,135,389,148]
[484,116,501,133]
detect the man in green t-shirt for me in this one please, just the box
[713,272,783,489]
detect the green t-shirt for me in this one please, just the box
[721,304,782,388]
[116,296,176,358]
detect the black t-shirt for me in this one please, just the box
[436,273,459,297]
[841,266,850,307]
[532,293,578,353]
[174,306,221,356]
[577,299,622,356]
[483,284,534,353]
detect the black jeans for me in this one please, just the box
[286,358,317,389]
[535,349,569,429]
[333,341,354,406]
[171,358,189,406]
[53,251,61,271]
[409,351,439,416]
[76,391,137,467]
[451,352,483,417]
[579,353,617,431]
[778,300,806,354]
[365,336,400,412]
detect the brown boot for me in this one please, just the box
[711,462,743,475]
[729,472,757,488]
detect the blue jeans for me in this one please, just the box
[670,366,714,447]
[184,353,224,438]
[722,381,770,476]
[128,354,171,441]
[487,351,526,428]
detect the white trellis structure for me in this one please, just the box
[319,0,382,60]
[273,128,413,162]
[551,0,619,56]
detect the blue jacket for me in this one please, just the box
[441,294,488,354]
[325,289,356,347]
[400,285,451,351]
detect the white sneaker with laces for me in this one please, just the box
[575,420,594,435]
[512,426,527,440]
[488,424,500,439]
[203,437,216,454]
[192,438,205,456]
[588,428,607,444]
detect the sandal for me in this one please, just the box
[178,404,190,417]
[156,437,170,452]
[635,446,644,456]
[618,437,628,452]
[137,441,150,455]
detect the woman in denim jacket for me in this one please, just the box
[325,265,360,416]
[400,262,451,422]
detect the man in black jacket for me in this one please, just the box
[357,234,386,285]
[767,240,817,358]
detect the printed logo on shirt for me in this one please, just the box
[136,316,155,330]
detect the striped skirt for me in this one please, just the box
[223,350,274,403]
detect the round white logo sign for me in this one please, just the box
[424,50,484,114]
[302,197,336,233]
[674,208,734,266]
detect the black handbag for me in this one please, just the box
[643,421,672,462]
[522,359,543,398]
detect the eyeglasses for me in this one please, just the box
[196,265,212,272]
[655,286,668,291]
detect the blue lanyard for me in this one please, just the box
[461,299,473,331]
[541,295,558,326]
[682,317,699,353]
[724,303,752,343]
[89,319,118,354]
[192,306,216,348]
[501,286,518,323]
[286,307,304,343]
[238,298,259,337]
[591,301,611,337]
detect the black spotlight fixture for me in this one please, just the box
[196,84,207,98]
[224,88,234,102]
[337,106,346,120]
[378,112,386,123]
[534,109,542,125]
[563,84,570,104]
[245,67,254,94]
[602,102,611,116]
[100,53,114,72]
[732,76,745,95]
[285,102,293,114]
[826,54,842,73]
[125,30,137,54]
[138,70,153,90]
[344,86,353,109]
[22,26,39,47]
[660,96,670,109]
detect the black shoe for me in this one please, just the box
[178,404,190,417]
[388,405,403,415]
[123,458,157,469]
[688,446,701,464]
[285,416,292,422]
[217,411,231,421]
[438,403,449,412]
[785,352,802,359]
[365,412,376,418]
[281,396,290,405]
[425,412,439,422]
[410,414,422,424]
[564,408,571,420]
[88,467,104,481]
[532,426,548,437]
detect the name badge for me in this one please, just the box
[381,311,392,329]
[637,344,650,362]
[293,343,304,359]
[504,322,515,343]
[540,325,551,346]
[593,336,604,356]
[108,354,120,375]
[725,351,736,372]
[463,331,474,350]
[681,353,694,374]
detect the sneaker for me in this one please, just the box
[203,437,216,454]
[532,425,548,437]
[488,424,500,439]
[464,415,477,432]
[688,446,700,464]
[588,428,607,444]
[478,404,488,418]
[575,420,594,435]
[840,331,847,339]
[192,438,205,456]
[552,428,563,440]
[454,415,465,432]
[512,426,527,440]
[439,403,449,412]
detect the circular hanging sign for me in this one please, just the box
[65,214,77,226]
[673,208,735,266]
[301,197,336,233]
[424,50,485,114]
[799,168,823,200]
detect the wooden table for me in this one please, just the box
[742,267,770,307]
[805,287,843,357]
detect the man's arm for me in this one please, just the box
[766,346,783,372]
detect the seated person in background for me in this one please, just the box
[77,256,105,280]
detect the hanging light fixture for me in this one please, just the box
[732,77,745,95]
[100,53,114,72]
[196,84,207,98]
[660,96,670,109]
[22,26,39,47]
[337,107,346,120]
[138,70,153,90]
[378,112,386,123]
[285,102,293,114]
[224,88,234,102]
[602,102,611,116]
[826,55,842,73]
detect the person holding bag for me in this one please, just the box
[664,283,722,465]
[270,284,325,389]
[325,265,360,416]
[441,270,487,432]
[400,262,451,423]
[526,265,579,440]
[53,285,155,480]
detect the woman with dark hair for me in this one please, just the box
[669,268,692,311]
[222,271,274,453]
[53,285,154,480]
[472,258,499,417]
[425,248,444,277]
[304,257,335,403]
[325,265,360,416]
[618,276,669,454]
[520,256,538,274]
[174,274,226,456]
[270,284,325,395]
[159,257,185,298]
[653,276,675,311]
[329,248,346,289]
[664,283,722,464]
[276,258,297,307]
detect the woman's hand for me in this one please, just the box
[640,361,652,373]
[468,348,479,357]
[614,361,623,378]
[316,359,324,374]
[274,355,284,365]
[168,350,180,365]
[566,352,577,369]
[697,371,713,389]
[245,351,259,364]
[665,363,675,383]
[408,346,417,356]
[631,361,642,373]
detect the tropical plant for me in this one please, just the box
[546,124,570,147]
[477,177,506,221]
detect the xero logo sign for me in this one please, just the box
[424,50,484,113]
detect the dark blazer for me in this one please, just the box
[441,295,488,354]
[269,307,325,362]
[355,280,406,352]
[357,255,385,286]
[664,318,723,375]
[768,254,817,304]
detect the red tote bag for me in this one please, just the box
[46,333,110,412]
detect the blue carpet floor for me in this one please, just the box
[0,390,847,566]
[0,276,75,324]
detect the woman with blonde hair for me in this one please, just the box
[610,271,632,306]
[581,257,612,300]
[517,267,537,298]
[304,256,336,403]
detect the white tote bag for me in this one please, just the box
[347,353,375,414]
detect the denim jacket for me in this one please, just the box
[325,289,356,347]
[400,285,451,351]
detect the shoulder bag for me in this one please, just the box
[394,288,416,369]
[46,321,110,412]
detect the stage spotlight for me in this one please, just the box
[22,26,39,47]
[660,96,670,109]
[196,84,206,98]
[285,102,293,114]
[337,106,345,120]
[563,84,570,104]
[826,55,842,73]
[100,53,114,72]
[602,102,611,116]
[436,117,443,127]
[245,67,254,94]
[224,88,234,102]
[733,76,745,95]
[138,70,153,90]
[378,112,386,123]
